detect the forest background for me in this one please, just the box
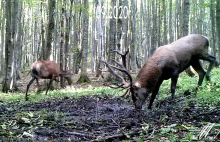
[0,0,220,92]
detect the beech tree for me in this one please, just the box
[2,0,19,92]
[43,0,55,60]
[217,1,220,62]
[77,0,90,83]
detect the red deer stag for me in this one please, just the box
[102,34,216,110]
[25,61,73,101]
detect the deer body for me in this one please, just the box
[132,34,215,109]
[102,34,216,110]
[25,61,73,101]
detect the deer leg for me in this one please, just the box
[45,79,53,95]
[36,78,40,88]
[148,81,163,109]
[54,77,60,82]
[201,55,216,81]
[25,77,36,101]
[171,75,179,100]
[191,59,206,86]
[35,78,41,92]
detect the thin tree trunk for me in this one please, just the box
[216,0,220,63]
[33,6,39,61]
[150,0,157,55]
[16,2,23,79]
[72,0,81,74]
[210,0,216,57]
[163,0,168,44]
[0,0,5,75]
[60,1,65,87]
[138,0,143,67]
[40,0,46,60]
[95,0,103,77]
[130,0,137,72]
[122,0,129,68]
[12,0,19,83]
[64,0,73,70]
[55,0,61,62]
[182,0,190,36]
[91,0,96,73]
[169,0,173,43]
[157,1,161,46]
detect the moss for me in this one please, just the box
[77,75,91,83]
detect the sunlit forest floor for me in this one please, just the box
[0,68,220,141]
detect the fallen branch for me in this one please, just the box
[92,128,142,142]
[67,131,94,139]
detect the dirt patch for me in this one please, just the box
[0,94,219,141]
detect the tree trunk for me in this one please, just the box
[95,0,103,77]
[0,0,5,75]
[122,0,129,68]
[55,0,61,62]
[163,0,168,44]
[169,0,173,43]
[72,0,81,74]
[60,1,65,87]
[77,0,90,83]
[182,0,190,36]
[138,0,143,67]
[130,0,137,72]
[108,0,116,63]
[144,0,151,60]
[64,0,73,70]
[2,0,13,92]
[16,2,23,79]
[150,0,157,55]
[157,1,161,46]
[12,0,19,85]
[217,0,220,63]
[91,0,97,73]
[210,0,216,57]
[40,0,46,60]
[44,0,55,60]
[182,0,194,77]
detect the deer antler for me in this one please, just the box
[101,60,130,88]
[113,49,129,69]
[101,49,132,90]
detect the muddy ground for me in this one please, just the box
[0,73,219,141]
[0,93,219,141]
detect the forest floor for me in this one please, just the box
[0,72,220,141]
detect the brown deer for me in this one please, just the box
[25,60,73,101]
[102,34,216,110]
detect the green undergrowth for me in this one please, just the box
[159,68,220,108]
[0,86,124,105]
[137,123,220,142]
[0,68,219,108]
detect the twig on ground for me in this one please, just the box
[92,128,142,142]
[198,123,215,140]
[67,131,94,139]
